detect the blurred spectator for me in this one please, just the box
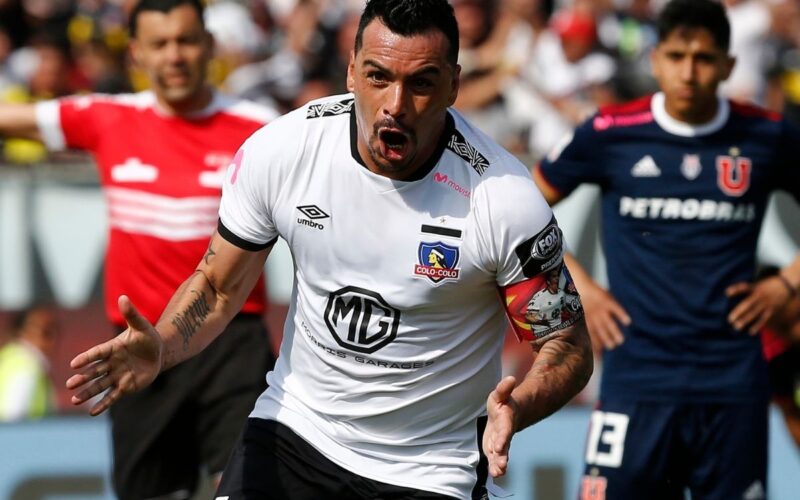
[2,32,86,163]
[764,0,800,126]
[503,5,617,157]
[597,0,659,99]
[720,0,772,104]
[207,0,301,111]
[453,0,531,152]
[0,305,59,421]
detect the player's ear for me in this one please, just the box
[346,50,356,92]
[447,64,461,107]
[204,29,215,54]
[129,40,141,66]
[721,54,735,81]
[649,46,660,80]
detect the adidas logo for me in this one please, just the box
[742,480,765,500]
[631,155,661,177]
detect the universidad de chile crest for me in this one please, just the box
[414,241,461,284]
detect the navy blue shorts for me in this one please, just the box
[579,400,768,500]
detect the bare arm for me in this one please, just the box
[727,253,800,334]
[513,319,593,427]
[0,103,43,141]
[155,231,270,370]
[67,230,271,415]
[483,318,593,477]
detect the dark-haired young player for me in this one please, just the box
[0,1,278,498]
[534,0,800,498]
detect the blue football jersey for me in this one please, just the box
[538,93,800,402]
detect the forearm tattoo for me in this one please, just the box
[171,290,211,350]
[203,243,216,265]
[530,347,569,373]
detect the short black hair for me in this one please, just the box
[354,0,459,66]
[657,0,730,52]
[128,0,205,38]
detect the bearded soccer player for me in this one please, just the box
[65,0,593,498]
[0,1,278,498]
[533,0,800,498]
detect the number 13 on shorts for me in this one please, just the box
[585,410,630,468]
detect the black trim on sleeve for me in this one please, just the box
[217,219,277,252]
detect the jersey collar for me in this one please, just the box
[651,92,729,137]
[349,109,455,182]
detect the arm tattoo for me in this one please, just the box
[203,244,216,265]
[530,347,569,373]
[171,290,211,350]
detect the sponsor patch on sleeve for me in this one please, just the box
[499,263,583,343]
[514,216,564,278]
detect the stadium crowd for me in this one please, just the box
[0,0,799,164]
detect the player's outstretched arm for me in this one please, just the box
[66,230,271,415]
[483,318,593,478]
[0,103,43,142]
[66,295,163,415]
[726,254,800,334]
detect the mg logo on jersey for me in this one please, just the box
[716,155,751,196]
[414,241,461,284]
[324,286,400,354]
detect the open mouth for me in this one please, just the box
[379,130,408,150]
[378,129,410,161]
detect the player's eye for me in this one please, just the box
[411,78,435,92]
[367,71,388,84]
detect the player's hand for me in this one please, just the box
[483,376,518,478]
[579,281,630,351]
[726,276,793,335]
[66,295,163,416]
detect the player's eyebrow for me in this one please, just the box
[362,59,443,78]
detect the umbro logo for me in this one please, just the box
[297,205,329,219]
[297,205,329,230]
[631,155,661,177]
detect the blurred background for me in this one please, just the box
[0,0,799,498]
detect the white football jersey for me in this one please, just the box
[219,94,560,498]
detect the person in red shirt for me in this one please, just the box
[0,1,278,498]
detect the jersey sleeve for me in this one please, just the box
[218,110,302,249]
[536,117,604,197]
[472,155,584,345]
[34,95,104,151]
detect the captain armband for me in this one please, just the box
[499,262,584,346]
